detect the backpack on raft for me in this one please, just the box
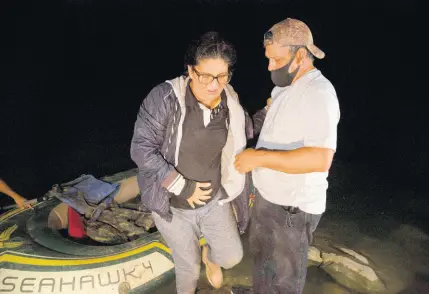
[47,174,154,244]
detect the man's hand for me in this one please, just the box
[186,182,212,209]
[234,148,261,174]
[13,195,32,209]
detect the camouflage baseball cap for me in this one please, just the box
[263,18,325,59]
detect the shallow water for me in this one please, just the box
[150,221,429,293]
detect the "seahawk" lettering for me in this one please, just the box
[0,261,154,293]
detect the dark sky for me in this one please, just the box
[1,0,424,203]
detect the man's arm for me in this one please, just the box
[260,87,339,173]
[252,147,334,174]
[235,88,339,174]
[252,107,267,137]
[252,98,271,137]
[244,110,254,140]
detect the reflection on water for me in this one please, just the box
[150,161,429,293]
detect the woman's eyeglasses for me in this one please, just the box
[192,67,232,85]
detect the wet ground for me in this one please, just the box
[2,159,427,293]
[150,161,429,293]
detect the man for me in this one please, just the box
[234,18,340,293]
[0,179,32,209]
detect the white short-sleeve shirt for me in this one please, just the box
[252,69,340,214]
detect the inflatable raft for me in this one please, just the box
[0,169,176,294]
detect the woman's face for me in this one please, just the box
[188,58,230,108]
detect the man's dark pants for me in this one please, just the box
[249,190,321,294]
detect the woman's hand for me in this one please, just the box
[186,182,212,209]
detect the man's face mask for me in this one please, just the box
[270,53,300,87]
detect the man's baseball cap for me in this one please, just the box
[263,18,325,59]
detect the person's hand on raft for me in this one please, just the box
[13,195,32,209]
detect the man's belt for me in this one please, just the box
[281,205,300,214]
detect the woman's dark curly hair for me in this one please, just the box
[184,31,237,75]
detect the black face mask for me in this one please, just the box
[270,54,300,87]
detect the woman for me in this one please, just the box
[130,32,250,293]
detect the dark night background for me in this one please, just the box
[1,0,425,230]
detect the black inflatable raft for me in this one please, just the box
[0,169,175,294]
